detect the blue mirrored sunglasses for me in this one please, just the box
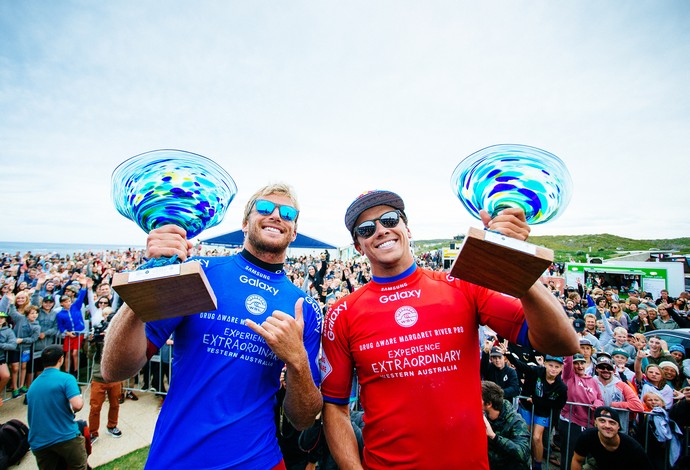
[254,199,299,222]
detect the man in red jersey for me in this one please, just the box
[321,190,579,469]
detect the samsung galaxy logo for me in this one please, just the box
[239,275,279,296]
[379,289,421,304]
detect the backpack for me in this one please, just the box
[0,419,30,469]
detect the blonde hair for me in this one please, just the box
[642,392,666,409]
[242,183,300,225]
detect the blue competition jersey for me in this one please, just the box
[145,254,323,470]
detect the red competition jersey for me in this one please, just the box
[320,267,527,469]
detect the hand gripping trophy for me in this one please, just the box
[111,149,237,321]
[450,144,572,298]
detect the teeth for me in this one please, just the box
[378,240,395,249]
[264,227,280,233]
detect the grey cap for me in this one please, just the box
[344,190,405,234]
[572,353,586,363]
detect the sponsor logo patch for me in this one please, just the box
[395,306,418,328]
[245,294,267,315]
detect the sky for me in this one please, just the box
[1,1,689,250]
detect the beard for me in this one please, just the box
[245,221,292,256]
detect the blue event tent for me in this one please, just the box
[201,230,336,249]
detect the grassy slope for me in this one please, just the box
[415,234,690,263]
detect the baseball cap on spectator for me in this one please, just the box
[545,355,564,364]
[579,337,593,347]
[43,295,55,303]
[594,406,621,427]
[638,303,647,310]
[611,348,630,358]
[344,190,406,235]
[596,356,614,370]
[490,347,504,357]
[669,344,685,356]
[572,353,586,363]
[0,311,8,318]
[66,285,80,293]
[573,318,585,332]
[659,361,679,374]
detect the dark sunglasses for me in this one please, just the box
[254,199,299,222]
[354,210,403,239]
[596,365,614,371]
[97,300,110,305]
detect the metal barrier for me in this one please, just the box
[1,334,174,404]
[517,395,689,469]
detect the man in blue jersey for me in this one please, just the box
[102,183,323,470]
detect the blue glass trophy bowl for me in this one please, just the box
[110,149,236,322]
[448,144,573,298]
[450,144,572,225]
[112,149,237,239]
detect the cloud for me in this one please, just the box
[1,1,689,248]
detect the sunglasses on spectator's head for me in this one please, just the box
[254,199,299,222]
[354,210,403,239]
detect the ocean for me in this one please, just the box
[0,241,145,257]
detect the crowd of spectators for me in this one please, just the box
[482,277,690,469]
[2,247,690,468]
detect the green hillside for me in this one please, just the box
[415,234,690,263]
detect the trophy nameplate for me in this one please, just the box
[112,261,217,322]
[450,227,553,298]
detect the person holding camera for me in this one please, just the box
[86,306,121,443]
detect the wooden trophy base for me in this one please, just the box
[449,227,553,298]
[112,261,217,322]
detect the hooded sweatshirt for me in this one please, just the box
[560,356,604,427]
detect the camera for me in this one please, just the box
[91,320,109,343]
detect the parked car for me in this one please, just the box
[643,328,690,358]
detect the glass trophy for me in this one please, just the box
[449,144,572,297]
[111,149,237,321]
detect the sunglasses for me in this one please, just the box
[354,210,403,239]
[596,366,614,371]
[254,199,299,222]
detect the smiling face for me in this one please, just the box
[242,193,297,262]
[545,360,563,379]
[353,205,414,277]
[648,337,662,353]
[15,292,29,307]
[595,416,620,439]
[661,366,678,381]
[490,354,506,369]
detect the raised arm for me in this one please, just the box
[479,208,578,356]
[520,282,580,355]
[635,350,648,383]
[103,225,191,382]
[323,402,364,470]
[101,304,148,382]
